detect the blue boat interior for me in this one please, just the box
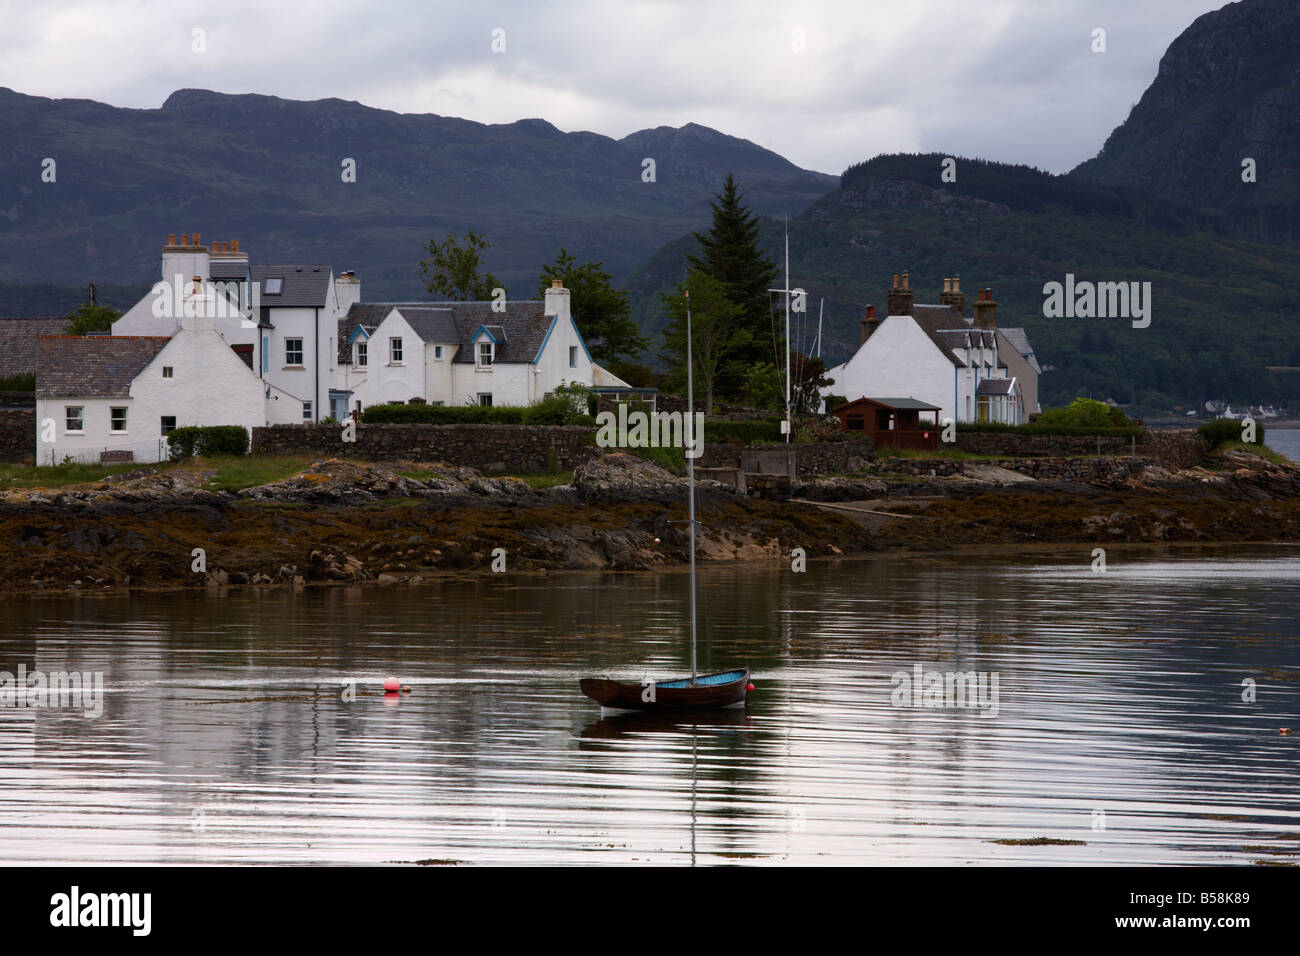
[655,670,747,688]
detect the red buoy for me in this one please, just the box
[384,677,400,694]
[746,683,755,692]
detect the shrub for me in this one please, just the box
[1198,418,1264,448]
[168,425,250,459]
[361,403,526,424]
[956,421,1144,438]
[1036,397,1131,431]
[521,395,572,425]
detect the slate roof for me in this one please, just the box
[977,377,1017,396]
[251,265,332,308]
[840,396,941,410]
[0,317,68,377]
[36,335,170,398]
[341,300,556,365]
[210,260,250,281]
[998,327,1042,374]
[909,305,968,366]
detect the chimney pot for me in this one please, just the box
[181,234,190,246]
[232,239,239,252]
[193,231,200,247]
[168,233,176,246]
[892,273,899,290]
[551,279,563,289]
[902,272,910,290]
[953,274,960,291]
[192,275,201,294]
[943,277,951,293]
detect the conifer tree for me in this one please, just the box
[686,173,778,382]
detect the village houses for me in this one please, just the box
[33,232,629,464]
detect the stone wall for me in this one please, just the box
[873,455,1153,484]
[698,438,874,478]
[1137,429,1211,469]
[954,429,1208,469]
[252,423,594,472]
[955,432,1131,457]
[0,408,34,463]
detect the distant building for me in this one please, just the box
[823,274,1040,425]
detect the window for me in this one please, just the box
[569,346,578,368]
[110,407,128,432]
[160,416,176,435]
[390,337,403,364]
[356,341,367,367]
[162,366,174,379]
[262,336,270,373]
[65,406,84,432]
[285,338,303,366]
[264,277,283,295]
[303,401,313,421]
[477,342,493,367]
[846,415,864,431]
[429,401,445,407]
[434,345,442,359]
[478,393,492,407]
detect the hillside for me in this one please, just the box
[0,87,834,311]
[627,152,1300,411]
[1072,0,1300,244]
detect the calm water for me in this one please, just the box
[2,546,1299,866]
[1266,426,1300,461]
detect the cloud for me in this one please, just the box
[0,0,1225,174]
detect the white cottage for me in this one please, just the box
[824,274,1038,425]
[335,280,627,414]
[113,232,358,424]
[35,310,266,465]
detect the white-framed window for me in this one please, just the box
[429,401,445,406]
[110,407,128,432]
[478,393,492,407]
[285,338,303,366]
[569,346,578,368]
[477,342,493,367]
[434,345,442,359]
[160,416,176,435]
[65,406,84,432]
[356,340,367,367]
[390,337,403,364]
[303,401,313,421]
[162,366,174,379]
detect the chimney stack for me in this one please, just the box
[544,278,571,320]
[887,271,914,316]
[973,287,998,330]
[860,304,879,344]
[939,274,966,317]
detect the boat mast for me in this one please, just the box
[784,220,791,447]
[686,288,698,687]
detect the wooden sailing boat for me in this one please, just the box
[579,288,752,713]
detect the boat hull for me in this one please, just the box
[579,668,750,712]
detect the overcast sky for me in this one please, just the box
[0,0,1225,175]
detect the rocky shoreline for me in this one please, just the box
[2,450,1300,595]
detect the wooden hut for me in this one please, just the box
[832,397,941,451]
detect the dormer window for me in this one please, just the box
[477,342,494,367]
